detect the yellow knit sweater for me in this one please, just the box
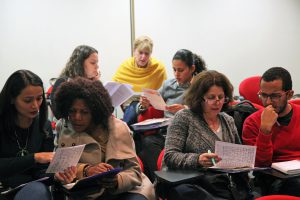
[112,57,167,92]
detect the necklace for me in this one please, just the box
[205,117,220,132]
[14,128,30,157]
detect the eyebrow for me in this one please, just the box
[261,92,282,94]
[23,94,43,98]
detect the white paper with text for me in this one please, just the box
[214,141,256,169]
[46,144,86,173]
[104,82,134,107]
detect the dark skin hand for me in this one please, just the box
[86,162,118,189]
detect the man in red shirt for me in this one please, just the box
[243,67,300,196]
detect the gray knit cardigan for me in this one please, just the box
[164,109,240,170]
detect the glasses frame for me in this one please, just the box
[257,90,289,102]
[203,96,230,105]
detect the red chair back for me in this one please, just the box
[239,76,263,106]
[136,156,144,172]
[290,99,300,106]
[255,195,300,200]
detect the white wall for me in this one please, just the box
[1,0,300,95]
[135,0,300,95]
[0,0,131,89]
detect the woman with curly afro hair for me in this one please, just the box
[54,77,155,200]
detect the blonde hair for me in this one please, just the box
[133,36,153,53]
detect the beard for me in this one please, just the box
[277,100,288,115]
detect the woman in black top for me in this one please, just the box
[0,70,76,200]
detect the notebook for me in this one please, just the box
[131,118,171,131]
[63,168,122,191]
[271,160,300,175]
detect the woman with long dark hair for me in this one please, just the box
[0,70,76,200]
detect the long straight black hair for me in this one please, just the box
[0,70,48,135]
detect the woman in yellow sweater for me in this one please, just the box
[113,36,167,126]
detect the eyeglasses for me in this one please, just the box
[257,91,288,102]
[203,96,229,105]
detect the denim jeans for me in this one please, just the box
[123,101,139,126]
[14,182,51,200]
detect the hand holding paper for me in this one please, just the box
[213,141,256,169]
[142,88,166,111]
[54,166,77,184]
[198,151,220,168]
[46,144,86,173]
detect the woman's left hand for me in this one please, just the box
[54,166,77,184]
[165,104,185,114]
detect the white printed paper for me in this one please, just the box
[142,88,166,111]
[214,141,256,169]
[104,82,134,107]
[46,144,86,173]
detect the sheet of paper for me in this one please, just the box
[46,144,86,173]
[142,88,166,111]
[104,82,134,107]
[104,81,121,96]
[214,141,256,169]
[132,118,170,126]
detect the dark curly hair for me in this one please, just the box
[54,77,113,130]
[261,67,292,91]
[184,70,234,116]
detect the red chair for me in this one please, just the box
[290,99,300,106]
[255,195,300,200]
[46,85,53,99]
[239,76,263,106]
[157,149,165,171]
[136,156,144,172]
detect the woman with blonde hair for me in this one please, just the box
[113,36,167,126]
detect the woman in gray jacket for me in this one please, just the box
[54,77,154,200]
[164,70,251,200]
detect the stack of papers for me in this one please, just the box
[271,160,300,175]
[104,82,134,108]
[131,118,171,131]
